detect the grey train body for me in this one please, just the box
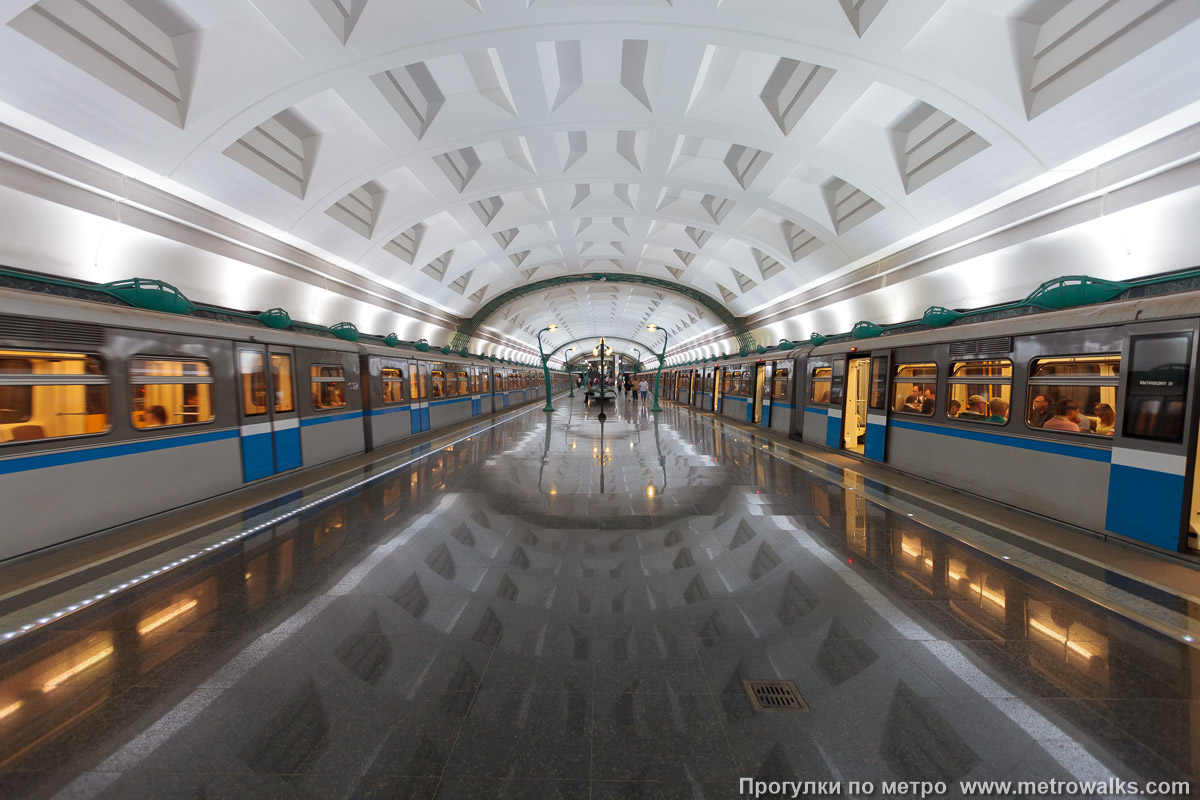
[0,289,566,562]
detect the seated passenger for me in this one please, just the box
[920,396,934,415]
[145,405,168,427]
[957,395,988,420]
[1095,403,1116,435]
[901,393,921,413]
[948,399,961,417]
[986,398,1009,423]
[1028,394,1053,428]
[1044,399,1089,432]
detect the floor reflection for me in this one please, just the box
[0,395,1195,798]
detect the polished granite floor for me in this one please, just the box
[0,395,1196,799]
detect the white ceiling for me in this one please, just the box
[0,0,1199,359]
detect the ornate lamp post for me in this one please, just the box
[537,323,558,412]
[647,323,668,412]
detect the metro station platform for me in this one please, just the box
[0,393,1196,799]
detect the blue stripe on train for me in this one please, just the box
[0,428,240,476]
[300,410,364,426]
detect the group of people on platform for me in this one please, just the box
[581,375,651,402]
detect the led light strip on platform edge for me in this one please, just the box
[0,397,563,646]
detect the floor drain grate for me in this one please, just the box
[744,680,809,712]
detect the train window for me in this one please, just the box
[810,366,832,403]
[869,358,888,411]
[310,365,346,410]
[458,370,470,396]
[0,350,109,444]
[382,367,405,404]
[948,360,1011,424]
[411,367,427,400]
[1027,354,1120,436]
[430,365,446,398]
[1123,334,1191,442]
[271,354,294,413]
[240,351,267,417]
[131,358,215,429]
[892,363,936,415]
[480,371,489,393]
[771,367,790,401]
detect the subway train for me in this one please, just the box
[0,287,569,562]
[659,290,1200,557]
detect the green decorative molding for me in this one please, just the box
[257,307,292,329]
[921,307,961,328]
[851,321,883,339]
[384,333,400,347]
[1025,275,1128,309]
[448,273,757,354]
[329,322,360,342]
[101,278,195,315]
[810,333,827,346]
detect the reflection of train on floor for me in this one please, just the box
[0,287,568,561]
[660,292,1200,557]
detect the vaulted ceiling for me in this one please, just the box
[0,0,1198,361]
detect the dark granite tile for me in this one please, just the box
[443,691,591,781]
[590,693,737,784]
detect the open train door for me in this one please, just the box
[863,352,890,462]
[1105,325,1197,552]
[753,361,769,427]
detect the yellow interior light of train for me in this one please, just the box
[1028,617,1098,660]
[41,635,114,692]
[0,699,23,721]
[137,598,199,637]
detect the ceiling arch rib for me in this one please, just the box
[453,273,756,354]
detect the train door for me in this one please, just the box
[1105,326,1197,552]
[842,356,869,453]
[409,360,430,433]
[825,357,845,448]
[236,345,300,482]
[863,353,890,461]
[792,355,807,439]
[488,367,497,413]
[471,367,483,416]
[713,368,723,413]
[268,348,302,471]
[753,362,768,426]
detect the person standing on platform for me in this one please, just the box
[638,378,649,403]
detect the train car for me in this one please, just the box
[790,291,1200,557]
[0,287,568,562]
[677,356,796,435]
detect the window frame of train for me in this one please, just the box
[309,364,348,411]
[946,358,1012,426]
[0,348,111,446]
[237,345,303,481]
[380,362,407,405]
[129,355,216,431]
[1024,353,1120,437]
[1105,322,1199,553]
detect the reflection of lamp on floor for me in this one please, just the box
[538,413,554,494]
